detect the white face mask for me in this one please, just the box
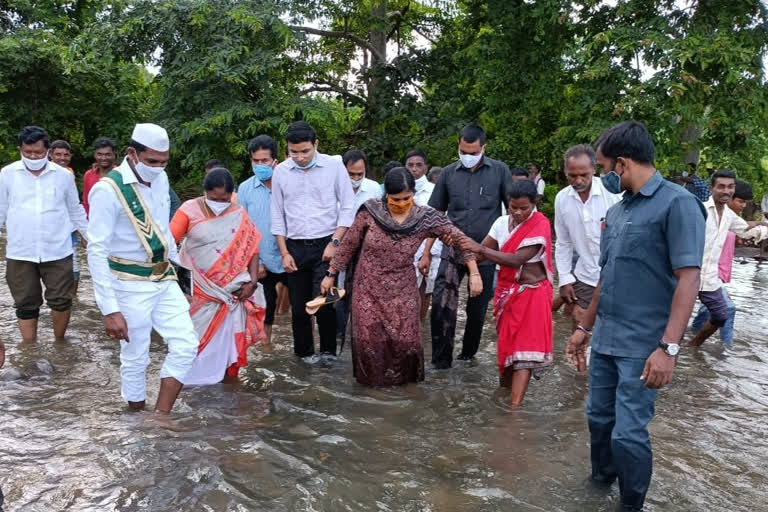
[459,151,483,169]
[134,160,165,182]
[205,199,231,215]
[22,155,48,171]
[350,178,363,189]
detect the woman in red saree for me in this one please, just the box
[460,179,553,405]
[170,168,266,384]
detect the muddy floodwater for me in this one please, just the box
[1,248,767,512]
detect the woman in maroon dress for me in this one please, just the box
[321,168,480,387]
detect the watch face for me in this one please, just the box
[667,344,680,356]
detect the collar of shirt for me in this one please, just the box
[566,178,604,200]
[8,159,63,176]
[117,157,139,185]
[621,171,663,202]
[252,177,270,191]
[359,177,379,194]
[288,152,340,172]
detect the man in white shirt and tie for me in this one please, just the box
[87,123,198,413]
[555,144,621,327]
[0,126,88,342]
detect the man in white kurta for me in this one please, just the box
[87,123,198,412]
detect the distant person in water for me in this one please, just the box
[690,179,756,346]
[689,171,768,347]
[459,179,554,405]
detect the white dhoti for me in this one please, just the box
[115,281,198,402]
[414,239,443,294]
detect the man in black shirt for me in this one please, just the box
[422,124,513,368]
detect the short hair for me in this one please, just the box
[382,161,402,177]
[128,139,148,154]
[384,167,416,195]
[507,178,538,203]
[203,167,235,193]
[342,149,369,175]
[247,135,278,159]
[510,167,530,178]
[459,124,486,145]
[18,126,50,148]
[734,180,753,201]
[93,137,116,151]
[50,140,72,152]
[529,162,541,173]
[564,144,596,168]
[205,158,223,170]
[711,168,736,185]
[285,121,317,144]
[427,166,443,181]
[594,121,655,165]
[404,149,428,165]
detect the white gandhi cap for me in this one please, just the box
[131,123,169,152]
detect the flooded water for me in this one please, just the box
[1,248,767,512]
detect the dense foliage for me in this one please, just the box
[2,0,767,197]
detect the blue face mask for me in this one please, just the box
[601,171,622,194]
[295,154,317,170]
[252,164,273,182]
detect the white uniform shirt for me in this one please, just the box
[0,160,88,263]
[700,197,767,292]
[414,176,435,207]
[354,177,383,209]
[87,158,178,316]
[554,177,621,287]
[534,175,546,196]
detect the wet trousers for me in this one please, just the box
[587,351,658,511]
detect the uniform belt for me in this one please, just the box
[108,256,178,282]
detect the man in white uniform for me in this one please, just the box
[555,144,621,327]
[87,123,198,413]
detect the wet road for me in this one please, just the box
[0,249,767,511]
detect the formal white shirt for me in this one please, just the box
[700,197,767,292]
[271,152,356,239]
[0,160,88,263]
[354,177,383,209]
[555,177,621,287]
[87,158,178,316]
[414,176,434,207]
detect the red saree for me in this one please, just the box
[493,211,554,378]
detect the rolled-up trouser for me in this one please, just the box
[692,287,736,345]
[587,351,657,511]
[114,281,198,402]
[698,288,730,328]
[6,256,74,319]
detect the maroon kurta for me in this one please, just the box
[332,206,470,387]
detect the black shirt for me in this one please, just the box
[428,156,513,248]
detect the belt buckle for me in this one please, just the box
[150,261,170,278]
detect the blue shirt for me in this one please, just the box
[685,175,710,202]
[238,176,284,274]
[593,172,706,358]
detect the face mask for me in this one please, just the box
[205,199,231,215]
[387,196,414,215]
[681,171,689,178]
[601,171,622,194]
[350,178,363,189]
[295,154,317,170]
[459,151,483,169]
[22,155,48,171]
[252,164,273,182]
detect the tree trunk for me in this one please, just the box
[368,0,387,179]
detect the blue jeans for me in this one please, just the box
[691,288,735,346]
[587,351,658,511]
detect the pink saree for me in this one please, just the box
[175,199,266,384]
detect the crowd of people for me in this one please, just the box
[0,118,767,512]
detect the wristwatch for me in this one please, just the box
[659,340,680,356]
[325,270,338,278]
[331,238,341,247]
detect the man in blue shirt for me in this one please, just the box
[237,135,284,343]
[567,121,706,512]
